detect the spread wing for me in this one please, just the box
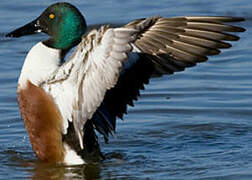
[90,16,245,141]
[42,16,245,149]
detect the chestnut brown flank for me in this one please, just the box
[17,81,64,163]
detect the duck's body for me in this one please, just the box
[6,2,245,165]
[17,42,85,164]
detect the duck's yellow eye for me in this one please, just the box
[49,13,55,19]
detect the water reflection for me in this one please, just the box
[1,148,102,179]
[30,163,100,180]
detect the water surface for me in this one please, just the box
[0,0,251,179]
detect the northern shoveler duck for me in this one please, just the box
[6,2,245,165]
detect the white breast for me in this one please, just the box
[18,42,61,89]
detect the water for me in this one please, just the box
[0,0,251,179]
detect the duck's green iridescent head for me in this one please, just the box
[6,2,87,50]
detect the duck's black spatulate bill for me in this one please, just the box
[6,19,41,38]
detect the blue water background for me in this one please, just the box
[0,0,251,179]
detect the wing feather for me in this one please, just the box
[125,16,245,75]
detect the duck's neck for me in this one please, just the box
[18,42,63,89]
